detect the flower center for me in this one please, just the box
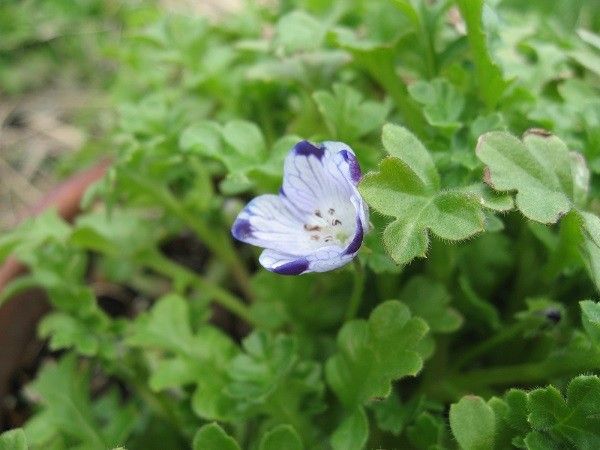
[303,206,355,248]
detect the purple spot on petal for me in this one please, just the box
[272,257,310,275]
[343,217,364,255]
[294,140,325,160]
[232,218,253,241]
[340,150,362,183]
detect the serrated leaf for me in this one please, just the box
[127,294,195,354]
[259,425,303,450]
[326,300,428,407]
[128,295,239,420]
[526,375,600,449]
[450,395,496,450]
[330,407,368,450]
[580,300,600,345]
[0,429,27,450]
[476,131,586,224]
[25,354,135,450]
[193,423,240,450]
[399,276,463,333]
[225,331,324,431]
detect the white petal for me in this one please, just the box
[281,141,353,216]
[259,247,355,275]
[231,194,313,254]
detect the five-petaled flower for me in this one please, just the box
[231,140,369,275]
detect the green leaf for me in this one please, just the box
[488,389,529,449]
[580,300,600,345]
[193,423,240,450]
[128,295,239,420]
[334,36,427,137]
[326,300,428,407]
[128,294,196,354]
[179,121,223,157]
[0,429,27,450]
[361,131,484,264]
[362,126,484,265]
[25,354,135,450]
[0,210,71,263]
[456,0,507,107]
[476,130,585,224]
[259,425,303,450]
[330,407,368,450]
[408,79,465,131]
[526,375,600,448]
[225,331,324,431]
[462,183,514,212]
[406,412,447,450]
[275,11,325,53]
[450,395,496,450]
[371,393,407,435]
[313,83,390,141]
[578,211,600,291]
[39,313,101,356]
[399,276,463,333]
[457,275,502,331]
[381,123,439,188]
[221,120,266,170]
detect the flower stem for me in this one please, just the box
[141,251,256,326]
[345,259,365,321]
[119,170,254,300]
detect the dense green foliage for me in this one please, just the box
[2,0,600,448]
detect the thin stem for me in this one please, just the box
[452,319,532,370]
[448,352,600,388]
[345,259,366,321]
[141,251,256,327]
[113,364,190,440]
[119,170,254,300]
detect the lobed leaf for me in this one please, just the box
[526,375,600,449]
[326,300,428,408]
[476,130,582,224]
[449,396,496,450]
[361,127,485,265]
[193,423,240,450]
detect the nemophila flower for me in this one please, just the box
[232,140,369,275]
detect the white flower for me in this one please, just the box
[231,140,369,275]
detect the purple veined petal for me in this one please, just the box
[231,194,314,255]
[282,141,354,216]
[323,141,363,186]
[293,140,325,159]
[259,249,310,275]
[343,216,364,256]
[232,139,370,275]
[260,247,355,275]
